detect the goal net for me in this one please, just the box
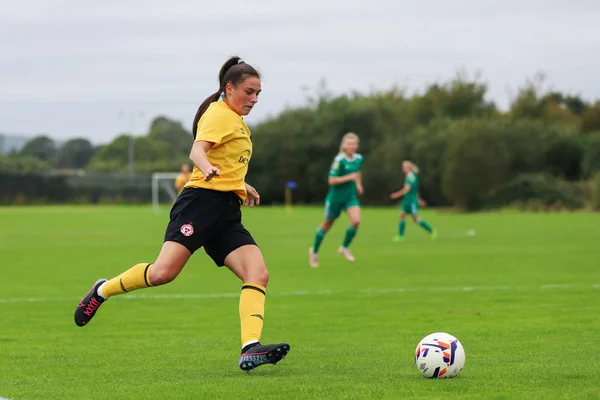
[151,172,180,213]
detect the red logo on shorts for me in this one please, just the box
[180,224,194,237]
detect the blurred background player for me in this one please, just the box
[390,160,437,241]
[174,163,192,194]
[309,132,363,267]
[74,56,290,372]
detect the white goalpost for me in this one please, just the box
[151,172,180,214]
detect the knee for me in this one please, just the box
[149,263,179,286]
[321,220,333,232]
[257,268,269,287]
[351,220,360,229]
[247,264,269,287]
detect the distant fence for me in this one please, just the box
[0,171,174,205]
[0,171,291,206]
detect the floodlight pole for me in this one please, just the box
[128,132,135,184]
[119,110,144,184]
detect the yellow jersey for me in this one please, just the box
[185,101,252,200]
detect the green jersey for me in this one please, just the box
[402,172,419,205]
[326,153,363,201]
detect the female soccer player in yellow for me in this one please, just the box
[74,57,290,372]
[309,133,363,267]
[174,163,191,194]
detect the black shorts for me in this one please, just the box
[164,187,257,267]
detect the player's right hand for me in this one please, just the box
[202,166,220,181]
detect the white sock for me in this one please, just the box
[242,340,259,351]
[97,282,107,300]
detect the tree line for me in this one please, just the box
[2,73,600,210]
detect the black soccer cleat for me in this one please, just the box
[74,279,107,327]
[238,342,291,371]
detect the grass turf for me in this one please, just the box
[0,205,598,399]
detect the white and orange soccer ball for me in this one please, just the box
[415,332,466,378]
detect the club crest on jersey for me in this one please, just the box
[180,224,194,237]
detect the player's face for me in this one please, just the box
[402,163,410,174]
[226,76,262,116]
[342,139,358,155]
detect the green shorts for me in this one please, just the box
[401,201,419,215]
[324,197,360,221]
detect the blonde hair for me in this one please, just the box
[403,160,420,174]
[339,132,360,153]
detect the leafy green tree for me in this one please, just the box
[409,118,453,206]
[54,138,95,169]
[0,154,48,173]
[563,95,588,116]
[582,134,600,178]
[442,120,511,210]
[147,116,192,159]
[581,102,600,133]
[544,137,583,180]
[20,135,56,162]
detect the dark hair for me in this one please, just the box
[192,56,260,138]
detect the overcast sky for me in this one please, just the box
[1,0,599,144]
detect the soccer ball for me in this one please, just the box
[415,332,465,378]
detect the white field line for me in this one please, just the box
[0,284,598,305]
[540,284,573,289]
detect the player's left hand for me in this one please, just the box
[357,183,364,196]
[419,199,427,207]
[244,182,260,207]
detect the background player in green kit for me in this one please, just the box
[309,133,363,268]
[390,160,437,241]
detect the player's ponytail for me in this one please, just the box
[192,56,260,139]
[339,132,360,154]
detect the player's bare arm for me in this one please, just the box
[356,172,364,196]
[390,183,411,200]
[328,173,358,186]
[190,140,220,181]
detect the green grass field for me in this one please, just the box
[0,205,599,399]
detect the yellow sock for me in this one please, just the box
[239,283,266,347]
[101,263,153,299]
